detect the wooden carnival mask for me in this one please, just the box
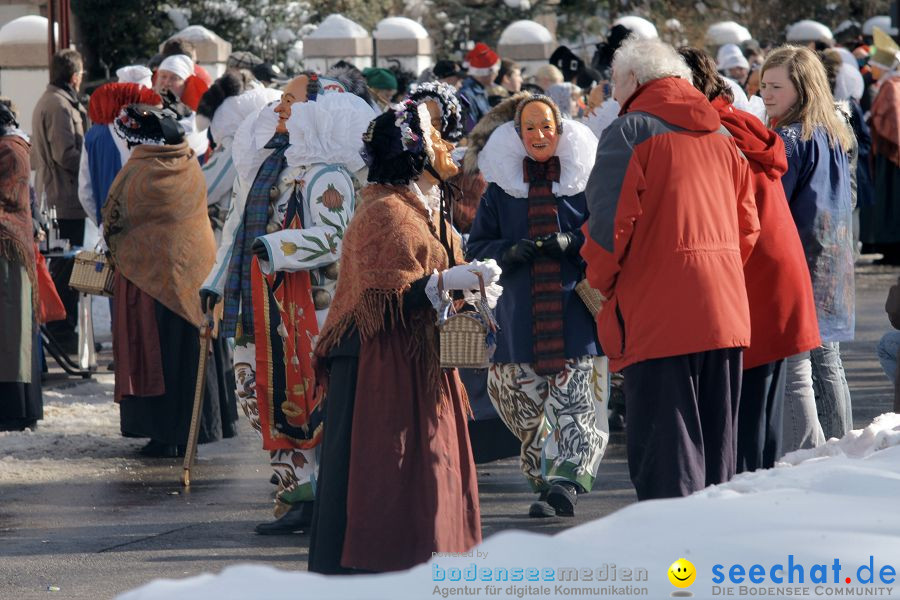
[519,101,560,163]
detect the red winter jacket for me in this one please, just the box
[713,97,821,369]
[581,77,759,372]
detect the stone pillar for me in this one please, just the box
[373,17,432,76]
[0,15,54,136]
[498,20,555,78]
[161,25,232,79]
[303,14,373,73]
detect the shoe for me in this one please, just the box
[528,500,556,518]
[269,473,280,485]
[138,440,186,458]
[255,501,313,535]
[547,482,578,517]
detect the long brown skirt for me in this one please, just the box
[309,323,482,573]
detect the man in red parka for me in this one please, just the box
[581,38,759,500]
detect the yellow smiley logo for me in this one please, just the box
[668,558,696,588]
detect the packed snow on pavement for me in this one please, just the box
[0,374,145,483]
[116,413,900,600]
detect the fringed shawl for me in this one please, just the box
[0,134,36,310]
[316,184,465,395]
[103,141,215,328]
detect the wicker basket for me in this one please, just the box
[69,250,115,297]
[438,272,498,369]
[575,279,606,317]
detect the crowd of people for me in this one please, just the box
[1,15,899,575]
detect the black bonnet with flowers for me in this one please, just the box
[114,104,185,148]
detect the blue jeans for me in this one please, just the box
[877,330,900,384]
[782,352,825,455]
[811,342,853,440]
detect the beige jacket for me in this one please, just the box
[31,84,87,219]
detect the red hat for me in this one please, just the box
[88,82,162,125]
[465,42,500,76]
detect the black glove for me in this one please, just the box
[252,238,269,260]
[501,239,538,265]
[160,89,192,119]
[536,232,583,259]
[199,289,220,314]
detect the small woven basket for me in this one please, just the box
[69,250,115,297]
[438,272,498,369]
[575,279,605,317]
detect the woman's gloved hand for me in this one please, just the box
[440,259,502,290]
[501,239,538,265]
[536,232,583,258]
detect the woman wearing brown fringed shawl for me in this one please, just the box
[308,101,503,573]
[104,104,237,458]
[0,102,42,431]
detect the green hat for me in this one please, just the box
[363,67,398,91]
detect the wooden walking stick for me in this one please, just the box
[182,314,213,487]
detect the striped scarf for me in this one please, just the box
[222,132,290,338]
[524,156,565,376]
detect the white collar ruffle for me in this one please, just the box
[231,100,280,182]
[285,93,377,173]
[477,120,598,199]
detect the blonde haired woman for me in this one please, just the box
[760,46,855,453]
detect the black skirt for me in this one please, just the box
[119,300,238,445]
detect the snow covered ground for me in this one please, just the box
[116,414,900,600]
[0,374,144,483]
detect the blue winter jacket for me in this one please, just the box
[466,182,600,363]
[83,124,122,224]
[778,124,855,342]
[458,77,491,134]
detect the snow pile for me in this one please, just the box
[498,21,554,46]
[373,17,428,40]
[0,375,143,483]
[864,15,898,36]
[118,415,900,600]
[786,20,833,43]
[0,15,55,45]
[706,21,752,46]
[613,16,658,40]
[306,15,368,39]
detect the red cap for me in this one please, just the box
[465,42,500,75]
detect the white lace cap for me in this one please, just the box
[210,87,282,146]
[477,119,598,199]
[284,92,377,172]
[231,100,281,182]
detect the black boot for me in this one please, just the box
[255,501,314,535]
[547,482,578,517]
[139,440,184,458]
[528,489,556,518]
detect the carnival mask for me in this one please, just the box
[519,101,559,163]
[429,123,458,181]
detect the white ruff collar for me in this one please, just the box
[231,100,281,182]
[285,93,377,173]
[477,120,598,199]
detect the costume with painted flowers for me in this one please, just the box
[201,77,373,521]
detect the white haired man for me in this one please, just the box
[581,38,759,500]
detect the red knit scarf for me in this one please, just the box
[524,156,565,376]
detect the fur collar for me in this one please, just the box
[477,120,598,199]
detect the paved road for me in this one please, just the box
[1,262,895,600]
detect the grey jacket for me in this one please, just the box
[31,84,87,219]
